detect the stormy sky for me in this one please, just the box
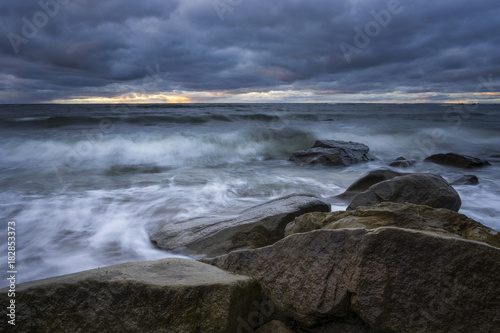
[1,0,499,103]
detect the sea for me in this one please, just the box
[1,103,499,287]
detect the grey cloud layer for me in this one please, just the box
[1,0,499,102]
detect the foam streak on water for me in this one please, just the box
[1,103,499,286]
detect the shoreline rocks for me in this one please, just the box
[289,140,373,166]
[425,153,491,168]
[150,194,330,257]
[0,259,261,333]
[286,202,500,248]
[202,227,500,333]
[336,169,406,201]
[347,173,461,212]
[8,142,498,332]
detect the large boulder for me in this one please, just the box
[150,194,330,257]
[0,259,260,333]
[425,153,491,168]
[203,229,365,328]
[285,202,500,248]
[347,173,461,211]
[202,228,500,333]
[289,140,373,166]
[336,169,405,200]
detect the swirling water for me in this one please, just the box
[1,103,499,286]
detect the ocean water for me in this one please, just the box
[1,103,499,287]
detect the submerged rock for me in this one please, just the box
[0,259,261,333]
[289,140,373,166]
[451,174,479,185]
[425,153,491,168]
[202,228,500,333]
[389,156,416,168]
[347,173,461,212]
[286,202,500,248]
[150,194,330,257]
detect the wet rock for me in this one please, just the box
[389,156,416,168]
[202,228,500,333]
[286,202,500,248]
[425,153,491,168]
[347,173,461,212]
[0,259,261,333]
[451,174,479,185]
[336,169,405,200]
[150,194,330,257]
[203,229,365,328]
[289,140,373,166]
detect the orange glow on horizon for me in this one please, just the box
[475,92,500,96]
[50,93,192,104]
[46,90,500,104]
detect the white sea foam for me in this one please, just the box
[1,103,499,287]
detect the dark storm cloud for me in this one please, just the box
[1,0,499,102]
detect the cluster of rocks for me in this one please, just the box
[3,140,498,333]
[288,139,490,169]
[289,139,492,187]
[204,223,500,333]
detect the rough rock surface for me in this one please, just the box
[289,140,373,166]
[451,174,479,185]
[150,194,330,257]
[389,156,415,168]
[425,153,491,168]
[0,259,260,333]
[347,173,461,211]
[286,202,500,248]
[204,229,365,328]
[336,169,405,200]
[202,228,500,333]
[255,320,296,333]
[300,320,375,333]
